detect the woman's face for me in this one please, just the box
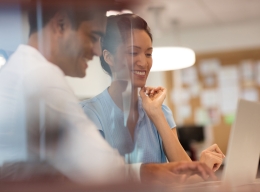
[112,29,153,88]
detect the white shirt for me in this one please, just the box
[0,45,140,184]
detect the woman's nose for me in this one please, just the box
[136,53,147,68]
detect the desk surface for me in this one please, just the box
[1,179,260,192]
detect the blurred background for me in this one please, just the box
[1,0,260,160]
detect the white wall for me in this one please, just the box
[153,19,260,54]
[66,57,111,99]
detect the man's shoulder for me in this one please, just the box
[5,45,62,78]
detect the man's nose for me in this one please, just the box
[93,42,102,57]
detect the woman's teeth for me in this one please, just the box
[134,71,145,75]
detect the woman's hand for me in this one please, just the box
[139,87,167,117]
[199,144,225,172]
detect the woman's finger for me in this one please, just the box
[206,144,225,157]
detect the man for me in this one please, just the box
[0,0,216,185]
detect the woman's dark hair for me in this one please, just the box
[100,14,153,77]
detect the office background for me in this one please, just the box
[1,0,260,157]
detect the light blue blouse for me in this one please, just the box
[80,88,176,164]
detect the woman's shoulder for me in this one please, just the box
[80,89,109,112]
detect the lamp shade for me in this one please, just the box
[151,47,196,72]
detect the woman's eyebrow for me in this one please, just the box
[127,46,153,51]
[127,46,141,49]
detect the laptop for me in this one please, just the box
[182,99,260,188]
[221,99,260,187]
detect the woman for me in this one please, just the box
[80,14,224,171]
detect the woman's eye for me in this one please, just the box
[129,52,138,56]
[146,53,152,57]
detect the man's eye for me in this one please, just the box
[146,53,152,57]
[90,35,98,43]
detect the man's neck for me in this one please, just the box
[28,32,57,66]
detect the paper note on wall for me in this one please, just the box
[200,89,219,108]
[194,108,210,125]
[171,88,190,104]
[255,61,260,86]
[240,60,254,80]
[199,59,221,76]
[181,66,198,86]
[239,60,254,86]
[218,66,240,115]
[189,82,201,98]
[241,88,258,101]
[179,105,192,119]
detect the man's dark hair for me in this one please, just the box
[27,0,137,36]
[100,14,153,77]
[27,1,102,36]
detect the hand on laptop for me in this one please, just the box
[140,161,217,185]
[199,144,225,172]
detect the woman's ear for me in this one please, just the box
[103,50,114,67]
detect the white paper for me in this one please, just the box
[194,108,210,125]
[171,88,190,104]
[218,65,239,86]
[199,59,221,76]
[204,76,215,87]
[239,60,254,82]
[207,107,221,125]
[189,82,201,98]
[241,88,258,101]
[218,66,240,115]
[255,61,260,86]
[179,105,192,119]
[200,89,219,108]
[181,66,198,86]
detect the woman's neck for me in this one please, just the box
[108,80,139,140]
[108,80,139,111]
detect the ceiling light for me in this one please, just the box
[0,54,6,68]
[106,10,133,17]
[106,10,121,16]
[151,47,196,72]
[121,9,133,14]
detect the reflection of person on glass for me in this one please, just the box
[0,2,217,185]
[81,14,224,171]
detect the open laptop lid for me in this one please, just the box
[222,99,260,186]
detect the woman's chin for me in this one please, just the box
[132,82,145,89]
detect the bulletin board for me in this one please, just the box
[164,47,260,154]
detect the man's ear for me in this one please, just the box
[51,11,70,34]
[103,50,114,67]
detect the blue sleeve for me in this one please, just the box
[161,104,176,129]
[80,101,103,132]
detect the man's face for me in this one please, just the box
[58,13,106,77]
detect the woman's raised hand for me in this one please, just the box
[199,144,225,172]
[139,86,167,117]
